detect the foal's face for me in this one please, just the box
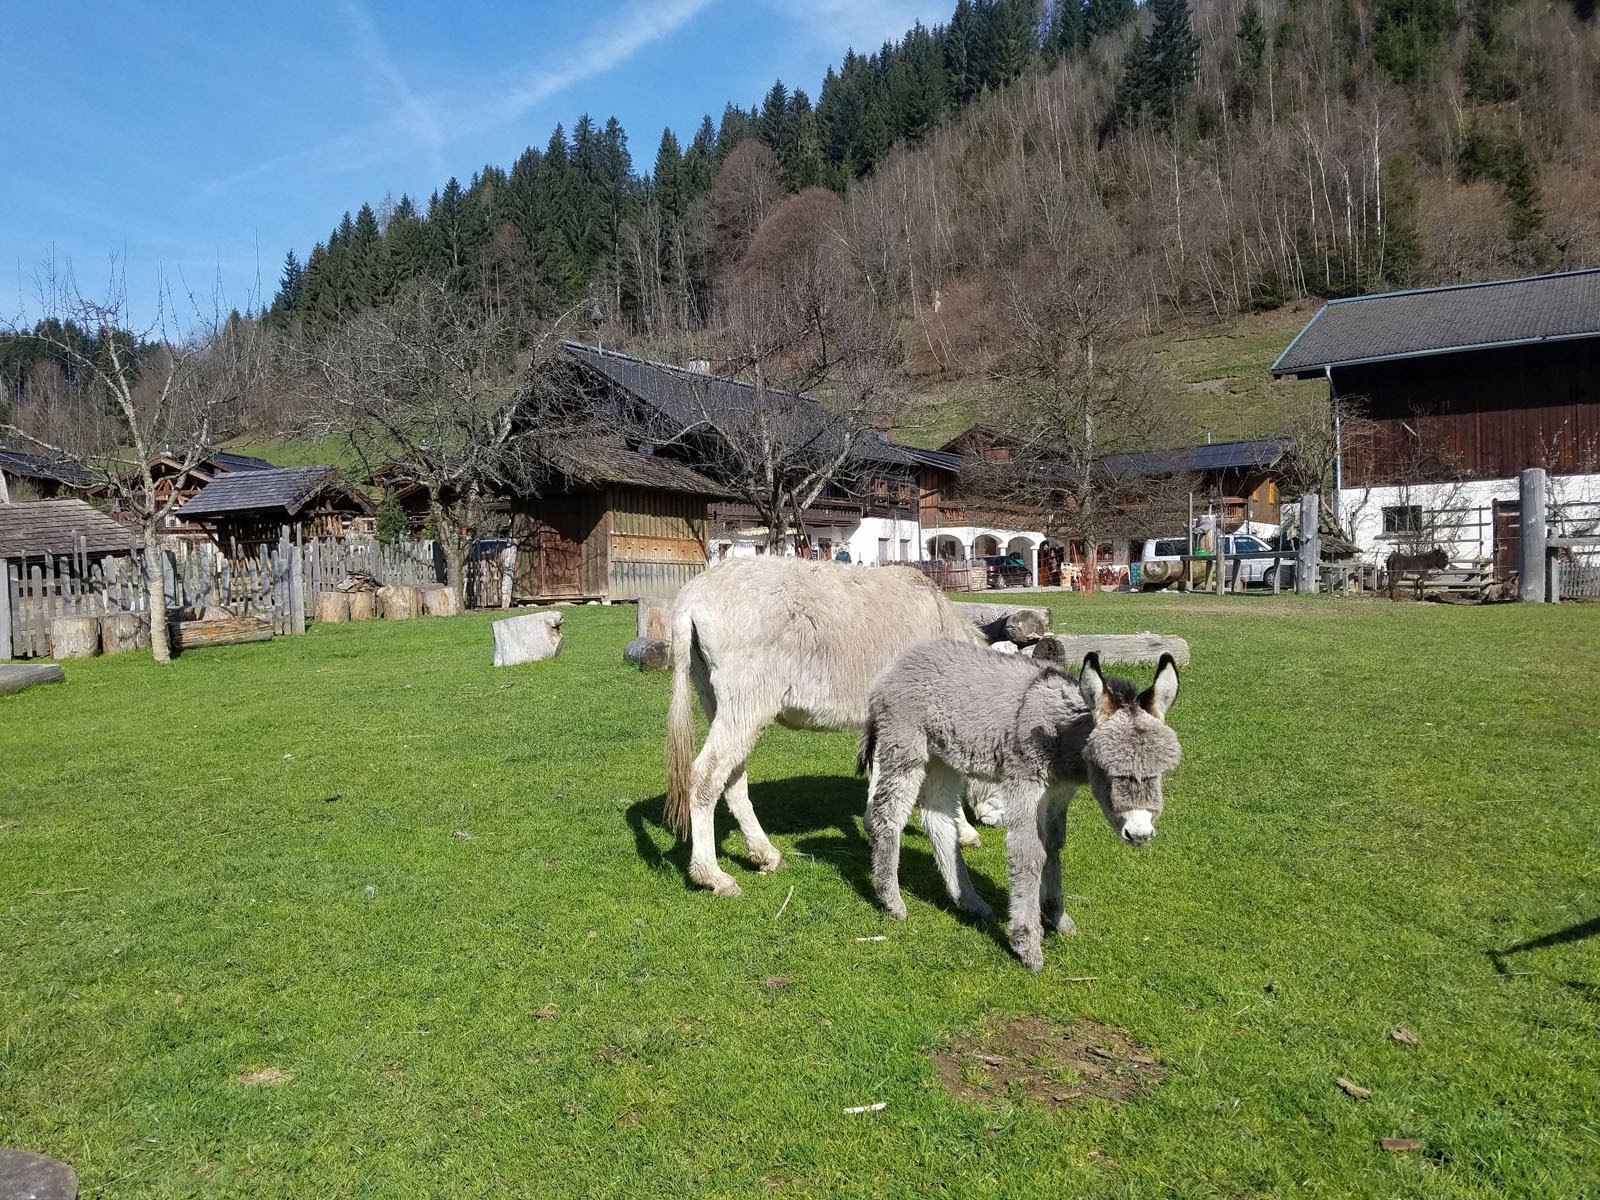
[1076,653,1182,847]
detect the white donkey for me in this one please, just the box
[665,556,984,896]
[860,640,1182,972]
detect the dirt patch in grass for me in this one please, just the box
[932,1016,1163,1107]
[235,1065,293,1087]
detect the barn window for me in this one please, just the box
[1382,505,1422,534]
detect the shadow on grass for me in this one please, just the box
[624,775,1012,948]
[1486,914,1600,1000]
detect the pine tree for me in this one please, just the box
[945,0,981,103]
[1145,0,1200,121]
[350,203,381,310]
[684,115,717,197]
[783,90,825,189]
[758,81,792,162]
[1237,0,1267,76]
[654,127,684,221]
[715,103,755,162]
[988,0,1042,85]
[1045,0,1085,61]
[1084,0,1136,41]
[1111,28,1154,127]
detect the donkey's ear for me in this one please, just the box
[1078,652,1113,720]
[1139,653,1180,721]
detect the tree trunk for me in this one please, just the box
[143,522,172,663]
[429,495,468,595]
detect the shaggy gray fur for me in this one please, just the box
[860,640,1182,972]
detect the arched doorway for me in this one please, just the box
[1006,536,1036,587]
[972,534,1001,558]
[927,534,964,561]
[1037,539,1068,587]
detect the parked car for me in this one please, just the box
[1138,535,1296,590]
[979,553,1032,589]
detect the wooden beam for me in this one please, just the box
[169,615,273,652]
[1518,468,1547,603]
[0,663,65,694]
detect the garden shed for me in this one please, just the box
[506,440,727,603]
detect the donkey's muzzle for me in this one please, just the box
[1118,810,1157,846]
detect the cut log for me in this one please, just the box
[954,602,1052,646]
[0,663,66,695]
[169,615,273,652]
[347,591,376,621]
[623,635,671,670]
[637,596,673,641]
[422,585,463,617]
[0,1148,78,1200]
[50,616,100,659]
[378,585,422,621]
[1033,632,1190,667]
[492,610,563,667]
[314,591,351,624]
[100,611,149,655]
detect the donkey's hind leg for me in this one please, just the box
[921,764,994,920]
[1039,783,1077,936]
[723,766,784,873]
[865,759,924,920]
[686,706,769,897]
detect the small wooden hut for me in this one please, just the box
[176,466,377,546]
[506,440,727,603]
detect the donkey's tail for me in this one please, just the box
[663,600,698,840]
[856,714,877,778]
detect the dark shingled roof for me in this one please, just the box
[177,466,375,519]
[209,451,276,473]
[547,440,732,497]
[0,500,135,559]
[1271,268,1600,376]
[0,448,95,486]
[1102,436,1295,479]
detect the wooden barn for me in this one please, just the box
[0,448,94,502]
[120,450,277,535]
[506,440,726,603]
[2,500,138,660]
[176,466,377,547]
[1273,268,1600,567]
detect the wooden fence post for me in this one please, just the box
[1518,467,1547,603]
[1296,494,1320,594]
[1,559,13,660]
[290,538,306,635]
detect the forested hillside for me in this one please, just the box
[263,0,1600,366]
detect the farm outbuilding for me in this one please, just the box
[176,465,377,546]
[0,448,94,502]
[505,439,728,603]
[2,500,138,660]
[1272,268,1600,575]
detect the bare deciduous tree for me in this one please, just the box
[2,265,264,662]
[295,281,597,593]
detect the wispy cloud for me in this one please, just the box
[773,0,950,55]
[202,0,713,199]
[336,0,445,158]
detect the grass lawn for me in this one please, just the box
[2,594,1598,1197]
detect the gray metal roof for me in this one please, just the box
[177,466,372,519]
[0,499,135,559]
[1271,269,1600,376]
[1102,437,1295,479]
[0,448,94,486]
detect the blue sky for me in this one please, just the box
[2,0,950,329]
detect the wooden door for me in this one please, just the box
[1492,498,1520,585]
[513,495,600,600]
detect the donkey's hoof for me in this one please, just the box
[1052,912,1078,936]
[962,897,995,921]
[957,829,982,848]
[696,871,742,897]
[753,851,786,874]
[884,897,908,921]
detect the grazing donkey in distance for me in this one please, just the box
[860,640,1182,972]
[665,556,985,897]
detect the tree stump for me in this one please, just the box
[315,591,351,624]
[954,602,1052,646]
[422,585,463,617]
[492,610,563,666]
[50,616,100,659]
[623,636,671,670]
[636,596,673,641]
[347,591,376,621]
[378,585,421,621]
[100,611,149,655]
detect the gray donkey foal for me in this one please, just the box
[860,640,1182,972]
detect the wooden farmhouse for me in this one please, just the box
[176,466,377,548]
[504,438,728,603]
[1,500,138,660]
[1273,268,1600,568]
[0,447,94,502]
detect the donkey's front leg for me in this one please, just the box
[1039,783,1077,936]
[866,761,925,920]
[1004,783,1050,972]
[921,765,993,920]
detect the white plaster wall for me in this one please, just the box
[1338,472,1600,558]
[846,515,920,564]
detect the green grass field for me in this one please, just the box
[3,595,1598,1198]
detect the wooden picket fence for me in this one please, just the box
[3,533,449,659]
